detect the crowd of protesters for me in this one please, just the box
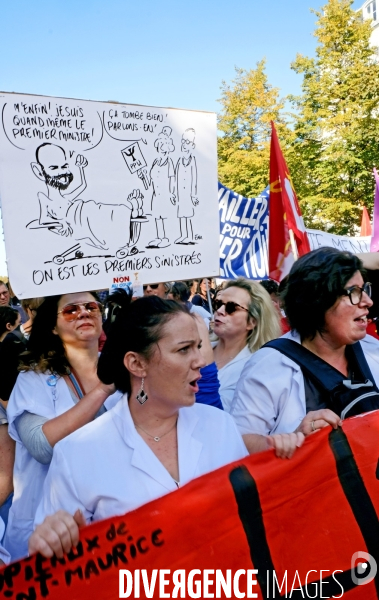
[0,246,378,563]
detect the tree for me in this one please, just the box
[218,60,292,198]
[290,0,379,235]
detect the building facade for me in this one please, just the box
[359,0,379,51]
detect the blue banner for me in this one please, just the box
[219,182,269,280]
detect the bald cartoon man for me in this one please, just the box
[30,143,144,256]
[31,143,88,236]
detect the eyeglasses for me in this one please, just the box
[343,282,372,305]
[143,284,159,291]
[57,301,103,322]
[213,299,249,315]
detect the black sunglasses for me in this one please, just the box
[143,284,159,291]
[213,299,249,315]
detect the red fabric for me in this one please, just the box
[269,122,310,282]
[280,315,291,334]
[361,207,372,237]
[366,319,379,340]
[98,329,107,352]
[5,411,379,599]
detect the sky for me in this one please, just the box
[0,0,365,277]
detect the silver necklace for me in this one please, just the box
[135,418,178,442]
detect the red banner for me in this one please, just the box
[2,411,379,599]
[269,121,310,282]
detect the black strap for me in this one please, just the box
[264,338,378,393]
[351,339,377,383]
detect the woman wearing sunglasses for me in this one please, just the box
[211,279,281,413]
[4,292,122,560]
[231,248,379,458]
[143,282,170,299]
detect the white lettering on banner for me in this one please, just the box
[230,196,243,223]
[218,188,230,224]
[219,184,371,282]
[218,183,269,280]
[240,198,252,225]
[222,239,242,279]
[226,198,237,222]
[118,569,259,598]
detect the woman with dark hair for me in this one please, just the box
[28,296,247,559]
[0,306,23,403]
[192,278,214,313]
[0,306,23,528]
[4,291,122,560]
[186,279,198,302]
[168,282,221,409]
[230,248,379,457]
[168,281,211,327]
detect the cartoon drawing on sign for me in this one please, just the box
[0,92,219,298]
[30,143,88,236]
[138,127,176,249]
[175,128,198,245]
[121,141,149,190]
[27,143,147,260]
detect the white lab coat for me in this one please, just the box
[0,518,10,565]
[217,345,252,413]
[35,396,248,527]
[189,304,211,329]
[4,370,122,561]
[230,331,379,436]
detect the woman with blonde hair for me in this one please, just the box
[211,277,281,412]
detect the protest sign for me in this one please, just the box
[218,184,371,281]
[307,228,371,254]
[4,410,379,599]
[218,183,269,280]
[0,93,219,298]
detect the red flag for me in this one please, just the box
[360,206,372,237]
[269,122,310,281]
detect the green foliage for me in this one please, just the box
[290,0,379,233]
[217,0,379,235]
[217,60,293,198]
[299,196,361,236]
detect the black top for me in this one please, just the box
[192,294,212,313]
[0,332,26,401]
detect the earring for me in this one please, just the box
[136,378,148,405]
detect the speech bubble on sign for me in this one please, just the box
[1,99,103,151]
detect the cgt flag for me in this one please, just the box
[269,122,310,281]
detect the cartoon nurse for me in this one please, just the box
[139,126,176,248]
[175,128,198,244]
